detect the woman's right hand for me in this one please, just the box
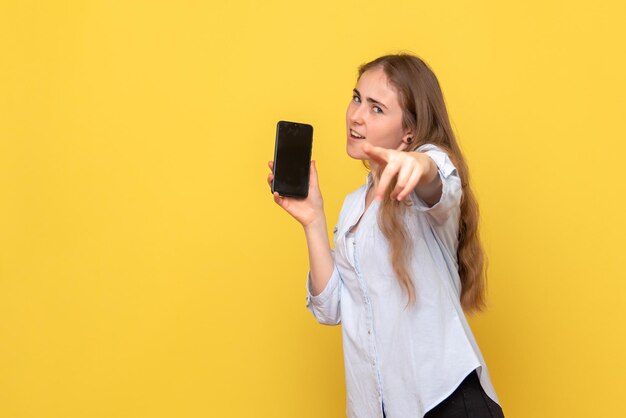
[267,160,325,228]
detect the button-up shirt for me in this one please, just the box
[305,143,502,418]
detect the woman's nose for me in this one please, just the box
[349,105,365,124]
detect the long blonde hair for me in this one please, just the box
[358,53,488,315]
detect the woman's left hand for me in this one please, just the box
[362,142,436,202]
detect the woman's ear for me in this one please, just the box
[399,133,414,150]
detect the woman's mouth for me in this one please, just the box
[349,129,365,140]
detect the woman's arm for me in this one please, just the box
[408,151,442,207]
[267,160,335,295]
[362,142,442,204]
[302,216,334,296]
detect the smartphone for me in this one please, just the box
[271,120,314,198]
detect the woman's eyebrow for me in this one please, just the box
[353,88,388,109]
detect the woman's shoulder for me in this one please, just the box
[342,182,367,207]
[416,143,458,179]
[335,177,369,222]
[416,142,446,154]
[339,172,370,201]
[417,142,437,149]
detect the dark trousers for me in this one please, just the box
[383,369,505,418]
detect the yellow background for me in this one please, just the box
[1,0,624,417]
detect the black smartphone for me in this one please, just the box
[271,120,314,198]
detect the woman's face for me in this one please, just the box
[345,66,412,161]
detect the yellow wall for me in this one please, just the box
[1,1,624,416]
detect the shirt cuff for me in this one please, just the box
[412,144,462,224]
[305,265,342,325]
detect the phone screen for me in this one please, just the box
[272,121,313,198]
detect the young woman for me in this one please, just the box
[267,53,505,418]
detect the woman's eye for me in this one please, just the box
[373,106,383,114]
[352,95,360,103]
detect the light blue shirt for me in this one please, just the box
[305,143,502,418]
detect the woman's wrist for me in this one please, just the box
[302,214,328,234]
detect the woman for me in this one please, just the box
[267,53,505,418]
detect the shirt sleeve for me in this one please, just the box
[305,252,342,325]
[412,143,463,225]
[305,224,342,326]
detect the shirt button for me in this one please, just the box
[368,330,372,334]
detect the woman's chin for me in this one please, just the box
[346,143,367,160]
[346,150,367,161]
